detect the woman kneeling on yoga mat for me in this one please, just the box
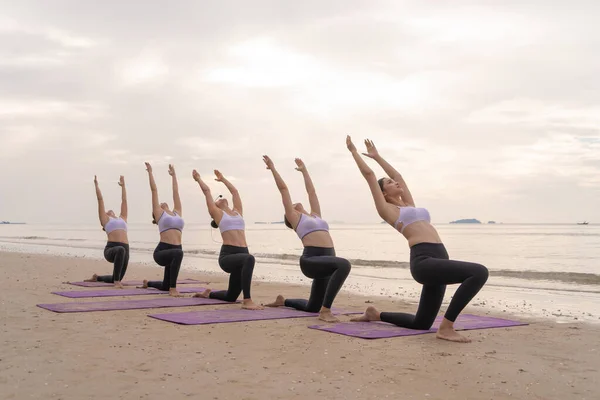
[141,162,185,297]
[85,175,129,288]
[262,156,351,323]
[346,136,488,343]
[191,169,263,310]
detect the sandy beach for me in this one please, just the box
[1,250,598,400]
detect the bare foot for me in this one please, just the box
[436,319,471,343]
[169,288,183,297]
[241,299,264,310]
[263,294,285,307]
[114,281,125,289]
[318,309,340,323]
[137,280,149,289]
[350,306,381,322]
[193,289,211,298]
[84,274,98,282]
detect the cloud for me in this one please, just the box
[205,37,320,88]
[467,99,600,131]
[0,98,105,120]
[0,125,41,157]
[204,37,453,118]
[403,7,545,48]
[0,17,96,48]
[0,17,97,70]
[0,1,599,224]
[497,133,600,183]
[116,50,170,86]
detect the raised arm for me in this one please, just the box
[363,139,415,207]
[168,164,182,216]
[145,162,162,220]
[214,170,243,215]
[347,136,397,224]
[294,158,321,217]
[118,175,127,221]
[192,170,221,220]
[94,176,109,227]
[262,155,299,227]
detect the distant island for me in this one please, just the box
[0,221,25,225]
[487,221,496,224]
[449,219,481,224]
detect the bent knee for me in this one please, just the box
[473,264,489,282]
[245,254,256,265]
[338,259,351,274]
[306,305,321,313]
[413,323,434,330]
[224,294,239,302]
[412,321,435,330]
[173,249,184,259]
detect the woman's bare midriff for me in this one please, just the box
[107,230,128,244]
[399,221,443,247]
[221,230,248,247]
[159,229,182,245]
[301,231,334,248]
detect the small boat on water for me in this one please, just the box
[577,221,589,225]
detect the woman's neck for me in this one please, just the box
[387,196,406,207]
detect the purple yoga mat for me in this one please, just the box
[308,314,528,339]
[148,307,361,325]
[68,279,205,287]
[53,287,207,298]
[37,297,231,313]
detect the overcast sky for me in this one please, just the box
[1,0,599,225]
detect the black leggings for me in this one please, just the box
[209,245,255,302]
[147,242,183,291]
[380,242,489,329]
[97,242,129,283]
[284,247,351,312]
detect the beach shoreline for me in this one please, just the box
[2,240,599,325]
[1,250,599,399]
